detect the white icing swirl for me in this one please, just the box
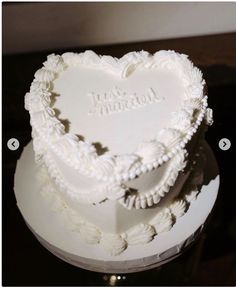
[100,55,117,68]
[125,223,155,245]
[57,134,79,151]
[171,108,193,130]
[34,68,55,82]
[158,128,183,147]
[62,52,81,66]
[183,98,201,110]
[30,80,50,93]
[25,92,37,111]
[81,50,101,66]
[186,84,204,99]
[44,116,65,137]
[43,53,67,73]
[150,211,173,234]
[169,199,187,218]
[25,89,52,112]
[121,50,150,64]
[189,67,204,84]
[119,51,150,77]
[154,50,187,68]
[92,155,116,177]
[115,154,140,173]
[100,234,127,255]
[136,140,166,163]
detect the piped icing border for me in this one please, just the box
[37,145,187,209]
[25,50,213,183]
[118,149,187,210]
[39,161,201,256]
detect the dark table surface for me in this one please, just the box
[2,33,236,286]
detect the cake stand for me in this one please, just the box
[14,141,219,273]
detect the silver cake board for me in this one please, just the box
[14,141,219,273]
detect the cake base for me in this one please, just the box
[14,141,219,273]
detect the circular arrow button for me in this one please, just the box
[7,138,20,151]
[219,138,231,151]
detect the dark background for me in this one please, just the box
[2,2,236,285]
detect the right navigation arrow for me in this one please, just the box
[219,138,231,151]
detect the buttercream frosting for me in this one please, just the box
[25,50,208,186]
[25,50,213,256]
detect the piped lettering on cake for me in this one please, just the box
[88,87,163,116]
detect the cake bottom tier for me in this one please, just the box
[15,141,219,264]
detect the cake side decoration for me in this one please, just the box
[43,53,67,73]
[123,224,155,245]
[40,144,187,206]
[38,149,203,255]
[118,149,187,210]
[136,141,166,164]
[34,68,56,83]
[150,211,173,234]
[169,199,187,219]
[100,234,127,256]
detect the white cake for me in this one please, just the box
[25,50,213,256]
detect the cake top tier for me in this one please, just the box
[53,54,184,155]
[25,50,209,182]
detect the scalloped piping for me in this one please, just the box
[41,151,107,204]
[26,51,211,183]
[38,142,206,256]
[39,168,199,256]
[37,145,187,207]
[118,149,187,210]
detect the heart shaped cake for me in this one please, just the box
[25,50,213,255]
